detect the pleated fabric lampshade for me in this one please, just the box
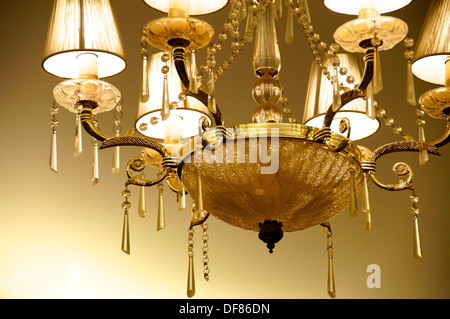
[143,0,228,16]
[42,0,126,79]
[323,0,412,15]
[303,53,380,141]
[411,0,450,85]
[135,51,213,142]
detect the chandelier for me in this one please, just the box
[41,0,450,298]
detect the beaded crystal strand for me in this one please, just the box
[121,187,131,255]
[403,36,417,106]
[161,52,170,121]
[49,101,59,173]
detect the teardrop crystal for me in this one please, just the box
[187,254,195,298]
[419,126,429,165]
[157,184,165,231]
[112,144,120,174]
[178,184,186,211]
[239,0,247,21]
[362,173,372,230]
[187,50,199,93]
[373,49,383,94]
[141,54,149,103]
[365,82,376,119]
[303,0,311,23]
[245,3,255,42]
[275,0,282,19]
[327,254,336,298]
[49,128,58,173]
[413,215,423,261]
[406,62,416,106]
[285,5,294,44]
[91,140,99,185]
[74,112,83,157]
[161,75,170,121]
[121,211,130,255]
[138,186,146,218]
[332,67,342,112]
[207,68,217,114]
[349,170,358,218]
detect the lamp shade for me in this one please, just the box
[303,53,380,141]
[323,0,412,15]
[143,0,228,15]
[411,0,450,85]
[135,52,213,141]
[42,0,126,79]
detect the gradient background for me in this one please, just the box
[0,0,448,299]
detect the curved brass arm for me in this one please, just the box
[323,47,375,128]
[125,156,168,187]
[430,117,450,148]
[173,47,224,126]
[79,100,111,141]
[363,139,441,192]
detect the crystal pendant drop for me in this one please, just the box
[196,170,204,212]
[239,0,247,21]
[74,111,83,157]
[141,54,149,103]
[112,143,120,174]
[332,67,342,112]
[406,62,416,106]
[302,0,311,23]
[207,68,217,114]
[418,126,429,165]
[161,75,170,121]
[373,48,383,94]
[349,170,358,218]
[178,183,186,211]
[413,213,423,261]
[325,225,336,298]
[157,184,165,231]
[138,186,146,218]
[121,210,130,255]
[362,173,372,230]
[49,128,58,173]
[285,5,294,44]
[187,253,195,298]
[91,139,99,185]
[275,0,282,19]
[365,82,376,119]
[245,3,255,42]
[327,254,336,298]
[187,50,199,93]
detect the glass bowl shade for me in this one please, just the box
[179,124,363,232]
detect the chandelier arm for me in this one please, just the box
[363,140,441,192]
[322,47,375,128]
[125,156,169,187]
[365,168,414,192]
[369,140,440,162]
[79,100,111,141]
[429,117,450,148]
[173,47,225,126]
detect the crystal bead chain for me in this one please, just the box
[49,101,59,173]
[403,36,417,106]
[202,222,210,281]
[292,1,356,92]
[409,189,423,261]
[197,0,270,86]
[112,99,123,174]
[374,104,408,138]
